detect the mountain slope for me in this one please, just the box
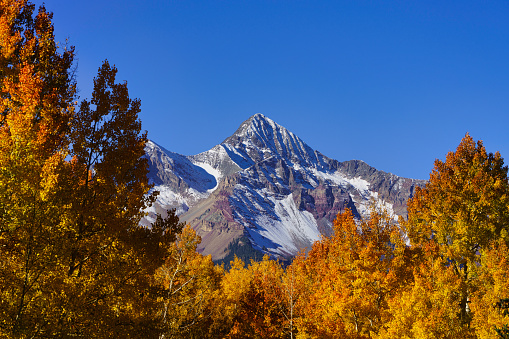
[144,113,425,261]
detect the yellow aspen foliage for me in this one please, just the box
[211,256,251,337]
[0,1,76,336]
[471,239,509,339]
[296,206,411,339]
[404,134,509,331]
[406,134,509,260]
[153,225,223,338]
[377,241,474,339]
[0,1,164,336]
[212,255,291,338]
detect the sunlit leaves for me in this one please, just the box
[0,1,76,336]
[293,206,411,338]
[406,134,509,263]
[0,1,159,336]
[471,240,509,339]
[402,134,509,334]
[153,225,222,338]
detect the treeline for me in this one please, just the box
[106,133,509,339]
[1,1,509,338]
[157,130,509,338]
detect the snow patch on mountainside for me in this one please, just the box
[154,184,187,206]
[313,169,370,195]
[189,144,242,178]
[145,140,159,154]
[312,169,397,219]
[143,185,189,224]
[221,143,254,169]
[191,162,222,192]
[145,140,217,192]
[353,191,397,220]
[243,192,321,256]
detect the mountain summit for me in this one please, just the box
[144,114,424,263]
[221,113,320,168]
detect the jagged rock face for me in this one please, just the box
[292,185,358,236]
[222,114,323,168]
[142,141,218,222]
[336,160,419,218]
[145,141,216,191]
[144,113,426,261]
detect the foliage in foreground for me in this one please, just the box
[1,1,509,338]
[208,134,509,339]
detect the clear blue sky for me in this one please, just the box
[34,0,509,180]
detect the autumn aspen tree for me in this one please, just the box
[0,1,76,336]
[403,134,509,336]
[296,206,411,338]
[0,1,161,336]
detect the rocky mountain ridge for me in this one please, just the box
[143,113,425,262]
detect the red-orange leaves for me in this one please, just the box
[296,207,410,338]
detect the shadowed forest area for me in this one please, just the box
[0,1,508,338]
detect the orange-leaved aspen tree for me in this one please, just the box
[0,1,162,337]
[210,255,290,338]
[0,0,75,336]
[297,206,411,338]
[404,133,509,333]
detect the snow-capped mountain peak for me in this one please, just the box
[144,114,425,263]
[222,113,320,169]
